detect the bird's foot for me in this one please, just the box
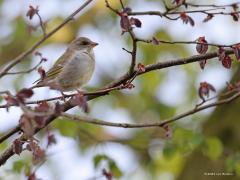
[61,92,68,102]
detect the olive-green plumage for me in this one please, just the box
[33,37,98,91]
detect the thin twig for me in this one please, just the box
[36,12,46,36]
[137,37,240,48]
[6,59,44,75]
[61,91,240,128]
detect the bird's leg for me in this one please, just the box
[76,89,85,95]
[60,91,68,102]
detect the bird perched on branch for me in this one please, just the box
[32,37,98,92]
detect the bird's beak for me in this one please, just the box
[91,42,98,47]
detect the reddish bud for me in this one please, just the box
[231,12,239,21]
[130,17,142,28]
[120,15,131,34]
[19,115,35,138]
[28,173,37,180]
[137,63,145,72]
[4,95,18,107]
[122,7,132,14]
[232,44,240,61]
[38,66,46,80]
[199,59,207,70]
[218,47,226,61]
[180,12,195,26]
[203,14,214,23]
[102,169,113,180]
[232,3,239,11]
[163,125,172,138]
[35,101,50,112]
[16,88,34,102]
[26,5,39,20]
[152,37,159,45]
[196,37,208,54]
[70,93,88,113]
[28,141,45,165]
[173,0,185,5]
[126,83,135,89]
[47,133,57,147]
[198,82,216,101]
[222,55,232,69]
[13,139,23,155]
[34,51,42,56]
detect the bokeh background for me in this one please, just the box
[0,0,240,179]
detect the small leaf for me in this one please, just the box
[70,93,88,113]
[26,5,38,20]
[163,125,172,138]
[198,82,216,101]
[47,133,57,147]
[173,0,185,5]
[28,141,45,165]
[122,7,132,14]
[218,47,226,61]
[196,37,208,54]
[232,44,240,61]
[17,88,34,101]
[35,101,50,112]
[102,169,113,180]
[199,59,207,70]
[37,66,46,80]
[232,3,239,11]
[152,37,159,45]
[180,12,195,26]
[28,173,37,180]
[4,95,18,107]
[231,12,239,21]
[19,115,35,138]
[137,63,145,72]
[222,55,232,69]
[120,15,131,34]
[13,139,23,155]
[130,17,142,28]
[203,14,214,23]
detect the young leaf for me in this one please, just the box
[196,37,208,54]
[222,55,232,69]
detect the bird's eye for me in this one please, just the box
[81,41,89,45]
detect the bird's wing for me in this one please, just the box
[34,49,72,84]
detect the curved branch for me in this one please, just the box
[61,91,240,128]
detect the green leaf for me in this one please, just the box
[109,160,123,178]
[225,154,240,176]
[93,154,123,178]
[202,137,223,160]
[13,160,25,173]
[163,143,177,159]
[53,118,79,137]
[93,154,109,168]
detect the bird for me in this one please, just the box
[32,37,98,93]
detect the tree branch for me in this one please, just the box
[1,89,240,166]
[61,91,240,128]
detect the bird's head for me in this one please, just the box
[69,37,98,51]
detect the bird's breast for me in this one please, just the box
[56,50,95,90]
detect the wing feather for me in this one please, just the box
[34,49,73,84]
